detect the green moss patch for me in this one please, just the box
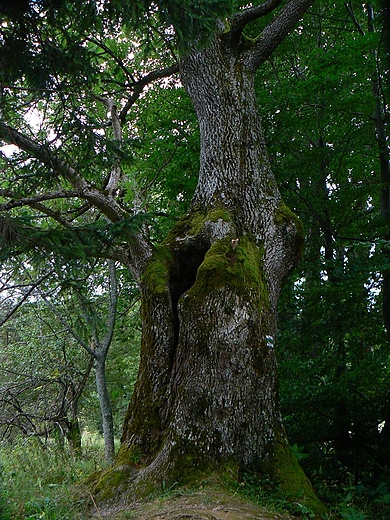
[258,433,327,519]
[186,234,268,312]
[275,202,305,250]
[141,244,173,295]
[91,464,139,503]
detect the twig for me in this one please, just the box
[89,493,103,520]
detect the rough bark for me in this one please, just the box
[94,22,325,517]
[180,38,303,315]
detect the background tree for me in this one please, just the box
[37,259,120,462]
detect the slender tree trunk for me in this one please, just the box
[95,357,115,463]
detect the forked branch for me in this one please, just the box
[0,121,126,222]
[0,190,78,212]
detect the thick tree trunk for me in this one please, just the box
[94,35,324,517]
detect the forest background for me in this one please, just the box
[0,0,389,518]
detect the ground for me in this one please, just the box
[88,489,299,520]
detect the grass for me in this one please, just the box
[1,432,389,520]
[0,433,109,520]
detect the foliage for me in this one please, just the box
[229,472,316,519]
[0,1,202,261]
[0,298,92,442]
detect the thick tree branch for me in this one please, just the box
[28,202,73,227]
[245,0,316,70]
[0,121,126,222]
